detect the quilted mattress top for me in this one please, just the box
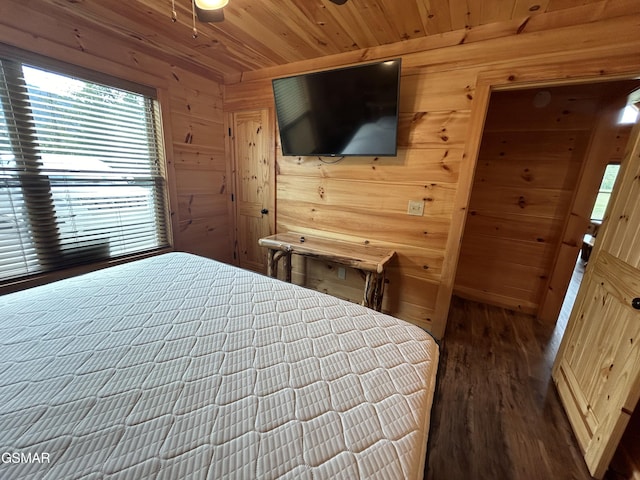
[0,252,439,479]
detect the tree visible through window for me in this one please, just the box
[591,163,620,222]
[0,56,169,282]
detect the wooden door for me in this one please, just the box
[553,122,640,479]
[231,109,274,274]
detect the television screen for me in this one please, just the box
[272,59,401,157]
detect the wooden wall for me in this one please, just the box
[0,0,233,265]
[170,75,231,262]
[225,11,640,337]
[226,71,462,331]
[4,0,640,338]
[454,83,635,314]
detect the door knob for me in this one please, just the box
[632,298,640,310]
[261,208,269,215]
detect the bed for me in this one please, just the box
[0,252,439,479]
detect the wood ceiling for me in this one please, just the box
[30,0,625,83]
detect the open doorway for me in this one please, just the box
[557,162,624,325]
[453,80,640,346]
[553,88,639,356]
[436,78,640,479]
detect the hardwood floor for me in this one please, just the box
[425,293,594,480]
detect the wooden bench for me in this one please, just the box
[258,232,395,312]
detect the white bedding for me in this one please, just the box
[0,252,439,479]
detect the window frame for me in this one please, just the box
[590,162,621,223]
[0,46,173,294]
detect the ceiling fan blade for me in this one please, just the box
[195,5,225,22]
[329,0,348,4]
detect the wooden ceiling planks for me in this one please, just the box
[128,0,280,73]
[448,0,478,30]
[546,0,603,12]
[480,0,517,25]
[416,1,453,35]
[35,0,233,81]
[512,0,552,18]
[348,0,411,45]
[286,0,359,52]
[21,0,627,83]
[375,0,426,41]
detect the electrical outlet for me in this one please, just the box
[337,267,346,280]
[407,200,424,216]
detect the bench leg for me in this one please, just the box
[283,252,292,283]
[363,272,376,309]
[373,274,385,312]
[266,249,276,278]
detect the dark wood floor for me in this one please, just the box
[425,294,594,480]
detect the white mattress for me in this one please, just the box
[0,252,439,479]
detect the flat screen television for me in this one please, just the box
[272,59,401,157]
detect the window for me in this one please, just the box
[0,56,169,282]
[591,163,621,222]
[619,104,639,124]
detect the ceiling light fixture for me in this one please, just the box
[194,1,226,25]
[195,0,228,8]
[171,0,228,38]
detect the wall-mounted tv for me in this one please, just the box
[272,59,402,157]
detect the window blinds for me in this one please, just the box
[0,59,168,282]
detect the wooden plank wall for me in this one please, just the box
[454,84,633,314]
[227,70,463,329]
[170,75,231,262]
[5,0,639,337]
[225,12,640,337]
[0,0,233,264]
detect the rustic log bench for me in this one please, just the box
[258,232,395,312]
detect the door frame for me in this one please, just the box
[224,111,238,265]
[444,68,640,475]
[437,68,640,339]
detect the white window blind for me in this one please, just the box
[0,58,169,282]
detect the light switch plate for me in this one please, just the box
[337,267,346,280]
[407,200,425,216]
